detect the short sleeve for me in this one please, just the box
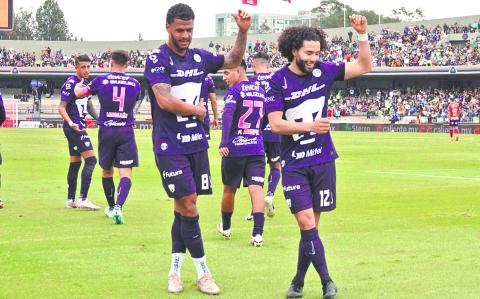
[144,51,171,86]
[60,78,75,102]
[264,73,284,114]
[223,88,238,110]
[320,61,345,82]
[202,50,225,74]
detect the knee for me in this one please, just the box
[103,168,114,177]
[177,196,198,217]
[85,156,97,166]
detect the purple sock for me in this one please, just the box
[115,177,131,207]
[79,156,96,200]
[180,215,205,258]
[102,177,115,208]
[267,168,280,196]
[222,211,233,230]
[172,211,186,253]
[293,239,311,286]
[301,228,331,283]
[67,161,81,200]
[252,212,264,236]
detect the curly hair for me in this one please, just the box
[278,26,327,62]
[166,3,195,24]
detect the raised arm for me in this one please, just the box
[222,10,251,69]
[268,111,330,135]
[344,14,373,80]
[152,83,206,122]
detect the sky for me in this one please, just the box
[13,0,480,41]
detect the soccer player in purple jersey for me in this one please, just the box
[217,60,266,247]
[265,15,372,299]
[144,3,250,295]
[200,75,219,140]
[74,50,141,225]
[58,55,100,211]
[250,51,280,219]
[0,93,5,207]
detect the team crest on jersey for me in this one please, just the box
[161,143,168,151]
[194,54,202,62]
[168,184,175,193]
[85,142,90,147]
[312,69,322,78]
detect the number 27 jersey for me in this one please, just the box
[265,61,345,170]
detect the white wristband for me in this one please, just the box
[68,120,74,127]
[358,33,368,42]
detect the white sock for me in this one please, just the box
[169,253,186,275]
[192,256,210,279]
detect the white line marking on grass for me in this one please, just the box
[367,170,480,181]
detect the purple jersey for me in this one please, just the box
[265,62,345,170]
[220,80,265,157]
[144,44,225,155]
[60,76,90,129]
[251,72,281,143]
[200,75,216,125]
[88,72,140,127]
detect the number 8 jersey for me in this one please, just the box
[144,44,225,155]
[265,61,345,170]
[60,76,90,129]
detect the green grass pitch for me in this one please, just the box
[0,129,479,298]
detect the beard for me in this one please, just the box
[295,58,314,74]
[170,34,191,52]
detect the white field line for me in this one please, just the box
[367,170,480,181]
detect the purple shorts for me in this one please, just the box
[282,161,336,214]
[155,150,212,199]
[449,119,459,126]
[98,126,138,169]
[63,127,93,156]
[222,155,265,189]
[264,141,281,164]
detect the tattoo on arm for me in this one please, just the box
[223,31,247,69]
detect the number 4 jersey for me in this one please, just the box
[265,61,345,170]
[60,76,90,129]
[144,44,224,155]
[220,80,265,157]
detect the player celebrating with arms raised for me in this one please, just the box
[144,3,250,295]
[265,16,372,299]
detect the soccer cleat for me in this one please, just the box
[197,273,220,295]
[286,283,303,298]
[75,199,100,210]
[264,195,276,217]
[167,272,183,293]
[455,136,459,142]
[251,234,263,247]
[217,222,231,239]
[65,199,76,209]
[113,205,125,224]
[104,206,114,218]
[322,281,338,299]
[244,212,253,221]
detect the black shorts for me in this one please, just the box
[264,141,281,164]
[222,155,265,189]
[98,126,138,169]
[63,127,93,156]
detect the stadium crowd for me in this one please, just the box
[328,87,480,123]
[2,20,480,69]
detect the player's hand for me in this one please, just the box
[310,118,330,134]
[74,78,86,97]
[219,147,229,157]
[70,122,85,133]
[232,10,251,33]
[196,98,207,123]
[349,14,368,34]
[212,118,219,129]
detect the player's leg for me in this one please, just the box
[310,161,337,298]
[454,123,460,141]
[66,155,82,208]
[98,127,118,214]
[218,156,243,238]
[245,156,266,246]
[102,168,115,218]
[111,168,131,224]
[449,125,454,141]
[265,142,281,217]
[78,149,97,205]
[218,185,235,238]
